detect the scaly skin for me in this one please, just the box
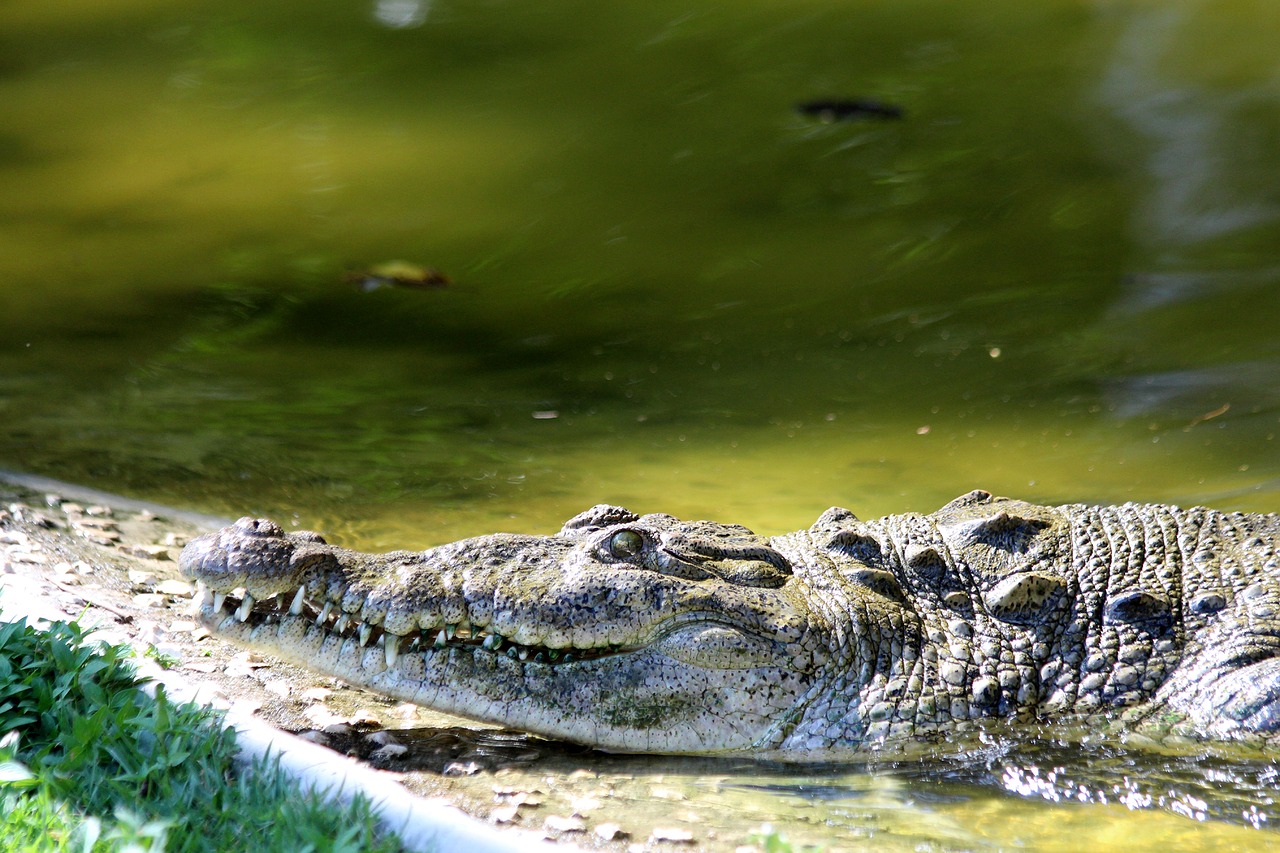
[179,491,1280,759]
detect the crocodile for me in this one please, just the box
[179,491,1280,759]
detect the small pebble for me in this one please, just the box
[128,569,159,587]
[490,805,520,824]
[155,579,192,596]
[123,544,172,562]
[650,827,695,843]
[362,731,397,748]
[75,517,119,531]
[443,761,481,777]
[369,743,408,761]
[307,707,348,728]
[349,709,382,729]
[594,823,626,841]
[543,815,585,833]
[263,679,293,698]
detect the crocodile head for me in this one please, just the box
[180,506,821,755]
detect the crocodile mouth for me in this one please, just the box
[190,582,635,668]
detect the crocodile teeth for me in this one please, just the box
[236,594,255,622]
[212,592,227,612]
[316,601,332,625]
[187,582,211,616]
[289,586,306,616]
[445,623,456,640]
[358,623,373,646]
[482,633,503,650]
[433,630,447,648]
[385,637,399,668]
[335,614,350,633]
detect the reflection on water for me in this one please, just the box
[2,0,1280,848]
[372,0,430,30]
[361,718,1280,850]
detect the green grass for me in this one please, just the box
[0,616,405,852]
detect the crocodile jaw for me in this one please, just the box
[181,518,817,754]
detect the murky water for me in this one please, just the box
[3,0,1280,848]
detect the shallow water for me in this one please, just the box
[3,0,1280,848]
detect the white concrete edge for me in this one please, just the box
[0,596,560,853]
[141,664,561,853]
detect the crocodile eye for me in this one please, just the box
[608,529,644,559]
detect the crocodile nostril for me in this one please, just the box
[234,517,285,538]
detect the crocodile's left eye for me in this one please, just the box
[608,529,645,559]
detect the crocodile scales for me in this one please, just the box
[179,490,1280,759]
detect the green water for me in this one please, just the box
[3,0,1279,846]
